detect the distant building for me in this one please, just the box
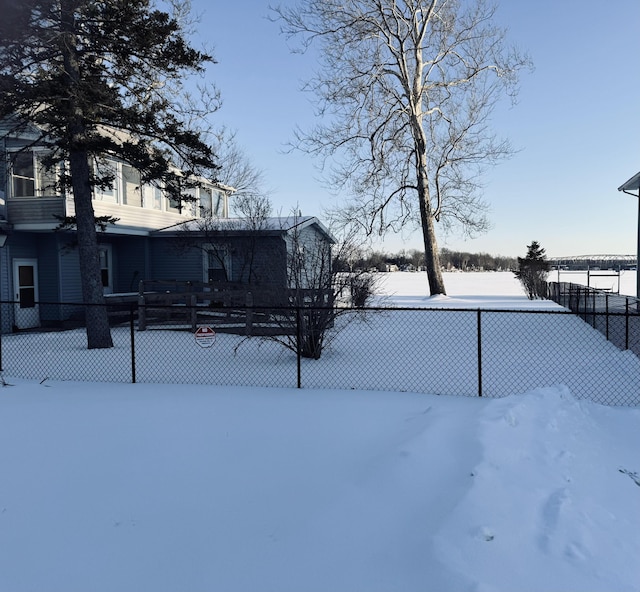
[618,171,640,298]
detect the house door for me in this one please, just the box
[13,259,40,329]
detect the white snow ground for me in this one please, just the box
[1,272,639,592]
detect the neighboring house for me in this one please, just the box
[618,170,640,299]
[0,121,334,331]
[154,216,335,290]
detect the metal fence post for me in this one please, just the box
[0,302,3,373]
[570,282,574,309]
[245,291,253,336]
[605,293,609,341]
[625,297,630,351]
[477,309,483,397]
[296,306,302,389]
[130,304,136,383]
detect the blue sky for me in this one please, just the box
[191,0,640,258]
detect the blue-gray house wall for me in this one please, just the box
[2,231,154,328]
[149,239,204,282]
[0,220,327,331]
[108,235,150,293]
[0,247,11,334]
[148,236,288,288]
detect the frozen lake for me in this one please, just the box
[378,269,638,300]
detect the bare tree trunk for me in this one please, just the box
[68,146,114,349]
[417,188,446,296]
[415,134,446,295]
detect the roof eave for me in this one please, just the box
[618,171,640,194]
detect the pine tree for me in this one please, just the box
[515,241,550,299]
[0,0,219,348]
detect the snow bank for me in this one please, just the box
[0,380,638,592]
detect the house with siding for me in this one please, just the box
[0,121,333,332]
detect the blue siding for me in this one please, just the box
[37,234,63,302]
[0,247,11,332]
[149,236,288,288]
[150,239,204,282]
[7,232,38,259]
[230,236,287,287]
[109,236,149,292]
[58,247,82,302]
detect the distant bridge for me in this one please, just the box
[547,255,637,269]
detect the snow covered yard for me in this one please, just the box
[3,273,640,404]
[1,272,639,591]
[1,381,639,592]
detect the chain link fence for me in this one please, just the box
[548,281,640,357]
[1,299,639,407]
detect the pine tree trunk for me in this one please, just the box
[59,2,113,349]
[68,147,114,349]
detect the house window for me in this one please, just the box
[11,152,35,196]
[10,151,57,197]
[199,186,212,216]
[122,164,142,207]
[150,184,163,210]
[100,181,118,203]
[94,159,119,203]
[99,245,113,294]
[167,191,181,213]
[182,188,197,216]
[213,190,226,217]
[204,245,231,282]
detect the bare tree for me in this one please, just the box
[263,214,379,359]
[272,0,531,295]
[176,131,275,284]
[213,128,273,225]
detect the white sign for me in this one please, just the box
[194,325,216,348]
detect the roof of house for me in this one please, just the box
[618,171,640,194]
[153,216,335,243]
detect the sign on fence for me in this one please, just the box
[194,326,216,348]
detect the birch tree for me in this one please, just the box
[272,0,530,295]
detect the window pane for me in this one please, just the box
[36,154,57,196]
[99,248,110,289]
[12,152,35,197]
[122,165,142,206]
[13,152,33,177]
[94,159,118,203]
[200,187,212,216]
[18,265,34,286]
[213,190,225,216]
[183,189,196,216]
[19,287,36,308]
[207,247,230,281]
[168,193,181,212]
[152,185,163,210]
